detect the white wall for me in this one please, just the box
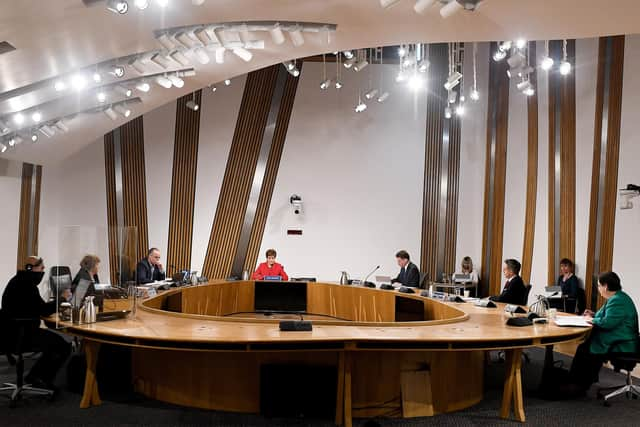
[614,34,640,308]
[0,159,23,305]
[258,62,426,281]
[191,77,246,273]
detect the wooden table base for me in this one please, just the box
[500,348,525,422]
[79,340,102,409]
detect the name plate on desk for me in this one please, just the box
[474,299,497,308]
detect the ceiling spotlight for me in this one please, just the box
[156,33,175,50]
[114,104,131,118]
[269,23,286,45]
[32,112,42,123]
[39,125,55,138]
[156,0,169,7]
[355,101,367,113]
[353,59,369,72]
[97,91,107,102]
[448,90,457,104]
[13,113,25,125]
[54,80,66,91]
[470,88,480,101]
[523,86,535,96]
[320,79,332,90]
[440,0,463,18]
[285,64,300,77]
[92,72,102,83]
[443,71,462,90]
[343,50,354,59]
[106,0,129,14]
[414,0,436,14]
[55,120,69,133]
[232,47,253,62]
[155,75,173,88]
[516,39,527,49]
[343,57,356,69]
[0,121,9,134]
[402,57,415,68]
[380,0,401,8]
[398,47,406,57]
[194,47,211,64]
[215,47,226,64]
[365,88,378,99]
[493,50,507,62]
[8,138,15,146]
[194,28,211,46]
[175,32,197,49]
[31,134,39,142]
[150,53,171,69]
[134,0,149,9]
[288,25,305,47]
[541,56,554,71]
[560,60,571,75]
[377,92,389,103]
[395,70,407,82]
[408,74,424,90]
[238,24,252,44]
[0,142,7,152]
[112,65,125,78]
[115,85,133,97]
[507,52,525,69]
[136,82,150,92]
[167,75,184,88]
[224,79,231,86]
[334,80,343,89]
[169,50,190,66]
[71,74,88,90]
[455,104,465,116]
[130,58,148,74]
[499,41,512,52]
[210,85,217,92]
[516,80,532,91]
[444,106,452,119]
[104,107,118,120]
[186,100,199,111]
[418,59,430,72]
[283,61,295,71]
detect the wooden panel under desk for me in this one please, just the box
[180,281,255,316]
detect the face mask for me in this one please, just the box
[29,271,45,285]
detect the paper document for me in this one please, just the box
[554,316,591,327]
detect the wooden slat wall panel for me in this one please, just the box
[521,42,539,284]
[202,66,279,279]
[420,44,446,281]
[548,40,576,285]
[243,66,302,273]
[585,36,625,309]
[120,116,149,278]
[166,91,202,277]
[443,114,461,273]
[16,163,42,267]
[481,42,510,296]
[104,133,119,284]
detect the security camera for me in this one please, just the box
[290,194,303,215]
[619,184,640,210]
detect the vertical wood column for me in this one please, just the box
[420,43,462,282]
[548,40,576,285]
[16,162,42,266]
[104,133,119,284]
[166,91,202,276]
[520,41,539,284]
[585,36,625,309]
[481,42,510,297]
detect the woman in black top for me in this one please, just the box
[550,258,580,312]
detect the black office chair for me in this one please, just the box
[561,287,586,314]
[596,337,640,406]
[49,266,72,300]
[418,272,428,290]
[0,318,55,407]
[522,283,533,306]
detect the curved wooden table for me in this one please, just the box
[48,280,590,425]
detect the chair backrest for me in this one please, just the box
[575,286,586,314]
[50,266,71,277]
[49,266,72,298]
[523,284,533,306]
[418,272,428,289]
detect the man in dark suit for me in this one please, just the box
[391,250,420,287]
[136,248,166,284]
[490,258,527,305]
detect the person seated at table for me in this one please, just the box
[550,258,580,311]
[453,256,479,285]
[489,259,527,305]
[136,248,166,284]
[252,249,289,281]
[564,271,638,395]
[72,254,101,290]
[391,250,420,287]
[0,256,71,390]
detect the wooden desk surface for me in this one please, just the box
[48,280,589,351]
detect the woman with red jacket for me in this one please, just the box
[251,249,289,281]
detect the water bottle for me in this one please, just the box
[242,270,250,281]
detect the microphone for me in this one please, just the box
[363,265,380,287]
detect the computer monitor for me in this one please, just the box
[254,281,307,313]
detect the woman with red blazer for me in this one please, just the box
[251,249,289,281]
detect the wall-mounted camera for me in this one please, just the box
[290,194,303,215]
[619,184,640,210]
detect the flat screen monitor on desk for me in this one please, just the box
[254,281,307,313]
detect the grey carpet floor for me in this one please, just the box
[2,347,640,426]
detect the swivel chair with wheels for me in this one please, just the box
[0,318,55,408]
[596,337,640,406]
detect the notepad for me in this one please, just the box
[554,316,591,327]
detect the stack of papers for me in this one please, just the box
[554,316,591,327]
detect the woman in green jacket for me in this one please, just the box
[569,271,639,391]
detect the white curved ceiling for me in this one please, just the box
[1,0,638,165]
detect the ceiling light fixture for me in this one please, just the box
[167,74,185,88]
[288,25,305,47]
[493,50,507,62]
[194,28,211,46]
[156,33,175,50]
[194,47,211,64]
[92,72,102,83]
[353,58,369,72]
[443,71,462,90]
[155,75,173,88]
[232,47,253,62]
[414,0,436,14]
[32,112,42,123]
[31,134,38,142]
[13,113,24,125]
[114,104,131,118]
[97,91,107,102]
[71,74,88,90]
[175,32,197,49]
[380,0,401,8]
[408,74,424,90]
[224,79,231,86]
[115,85,133,97]
[55,120,69,133]
[541,40,554,71]
[130,58,148,74]
[106,0,129,15]
[54,80,66,91]
[39,125,56,138]
[214,47,226,64]
[186,93,199,111]
[104,107,118,120]
[134,0,149,10]
[210,85,217,92]
[169,50,190,66]
[0,142,7,153]
[377,92,389,103]
[150,53,171,69]
[269,23,286,45]
[515,38,527,49]
[444,106,452,119]
[455,104,465,116]
[470,42,479,101]
[343,57,356,69]
[112,65,125,78]
[365,88,378,100]
[440,0,463,18]
[320,79,332,90]
[559,39,571,75]
[135,82,150,92]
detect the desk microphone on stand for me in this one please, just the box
[363,265,380,288]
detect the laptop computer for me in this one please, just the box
[72,278,91,307]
